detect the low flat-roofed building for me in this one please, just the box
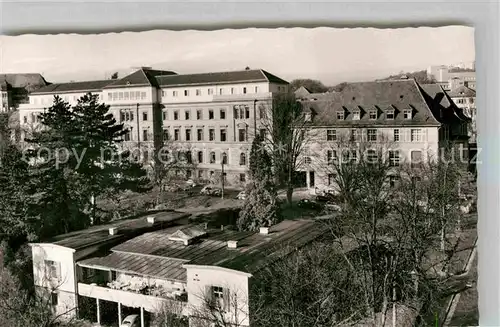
[30,217,328,327]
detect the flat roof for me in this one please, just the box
[48,211,190,250]
[106,219,328,275]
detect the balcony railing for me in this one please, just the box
[78,282,188,314]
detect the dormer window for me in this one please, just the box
[352,110,360,120]
[369,110,377,120]
[337,111,345,120]
[386,109,395,120]
[403,109,412,120]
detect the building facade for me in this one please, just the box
[0,73,48,112]
[426,65,476,91]
[18,67,289,187]
[295,79,470,193]
[29,213,326,327]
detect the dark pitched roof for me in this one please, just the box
[419,84,471,123]
[301,79,441,127]
[448,85,476,98]
[104,68,177,89]
[0,73,48,89]
[156,69,289,87]
[48,211,190,250]
[31,80,114,94]
[78,252,187,282]
[111,219,327,275]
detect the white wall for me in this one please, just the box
[185,265,251,327]
[31,244,78,319]
[161,82,269,104]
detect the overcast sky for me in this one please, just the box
[1,26,475,85]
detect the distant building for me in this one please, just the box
[295,79,470,192]
[448,85,477,144]
[0,73,48,112]
[426,64,476,91]
[18,67,289,187]
[29,213,327,327]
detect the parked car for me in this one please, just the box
[163,184,181,192]
[185,179,197,187]
[121,314,139,327]
[297,199,322,210]
[200,185,222,196]
[236,191,246,200]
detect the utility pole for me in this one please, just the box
[221,161,225,199]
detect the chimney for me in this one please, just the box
[227,240,238,249]
[109,227,118,235]
[259,227,269,235]
[147,216,156,224]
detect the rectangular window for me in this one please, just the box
[389,175,399,188]
[198,170,204,179]
[234,106,239,119]
[352,111,360,120]
[130,92,135,100]
[118,92,123,100]
[197,129,203,141]
[350,129,358,142]
[174,111,179,120]
[196,89,201,96]
[185,129,191,141]
[326,129,336,141]
[238,129,246,142]
[369,110,377,120]
[174,129,180,141]
[411,150,423,167]
[108,93,112,101]
[113,92,118,101]
[393,129,400,142]
[243,87,247,94]
[220,129,227,142]
[367,129,377,142]
[220,109,226,119]
[240,173,246,183]
[259,107,266,119]
[124,130,131,141]
[23,116,27,124]
[255,86,259,93]
[163,130,169,141]
[162,111,167,121]
[245,106,250,119]
[231,88,235,95]
[209,110,214,120]
[162,90,165,97]
[389,150,400,167]
[44,260,60,280]
[184,90,189,96]
[173,91,178,97]
[209,129,215,141]
[337,111,344,120]
[208,89,214,95]
[197,110,202,120]
[51,292,58,306]
[124,92,129,100]
[386,110,395,120]
[404,109,412,120]
[143,130,148,141]
[210,154,216,164]
[327,150,337,165]
[143,112,148,121]
[411,129,422,142]
[140,92,146,100]
[185,111,190,120]
[219,88,223,95]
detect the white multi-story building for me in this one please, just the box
[448,85,477,144]
[18,67,289,187]
[29,212,326,327]
[295,79,470,192]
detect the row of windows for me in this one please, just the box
[325,128,424,142]
[335,108,412,121]
[163,127,252,142]
[160,150,247,166]
[456,98,475,104]
[179,170,246,183]
[163,105,266,121]
[107,91,147,101]
[32,94,101,105]
[318,149,421,167]
[162,86,260,98]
